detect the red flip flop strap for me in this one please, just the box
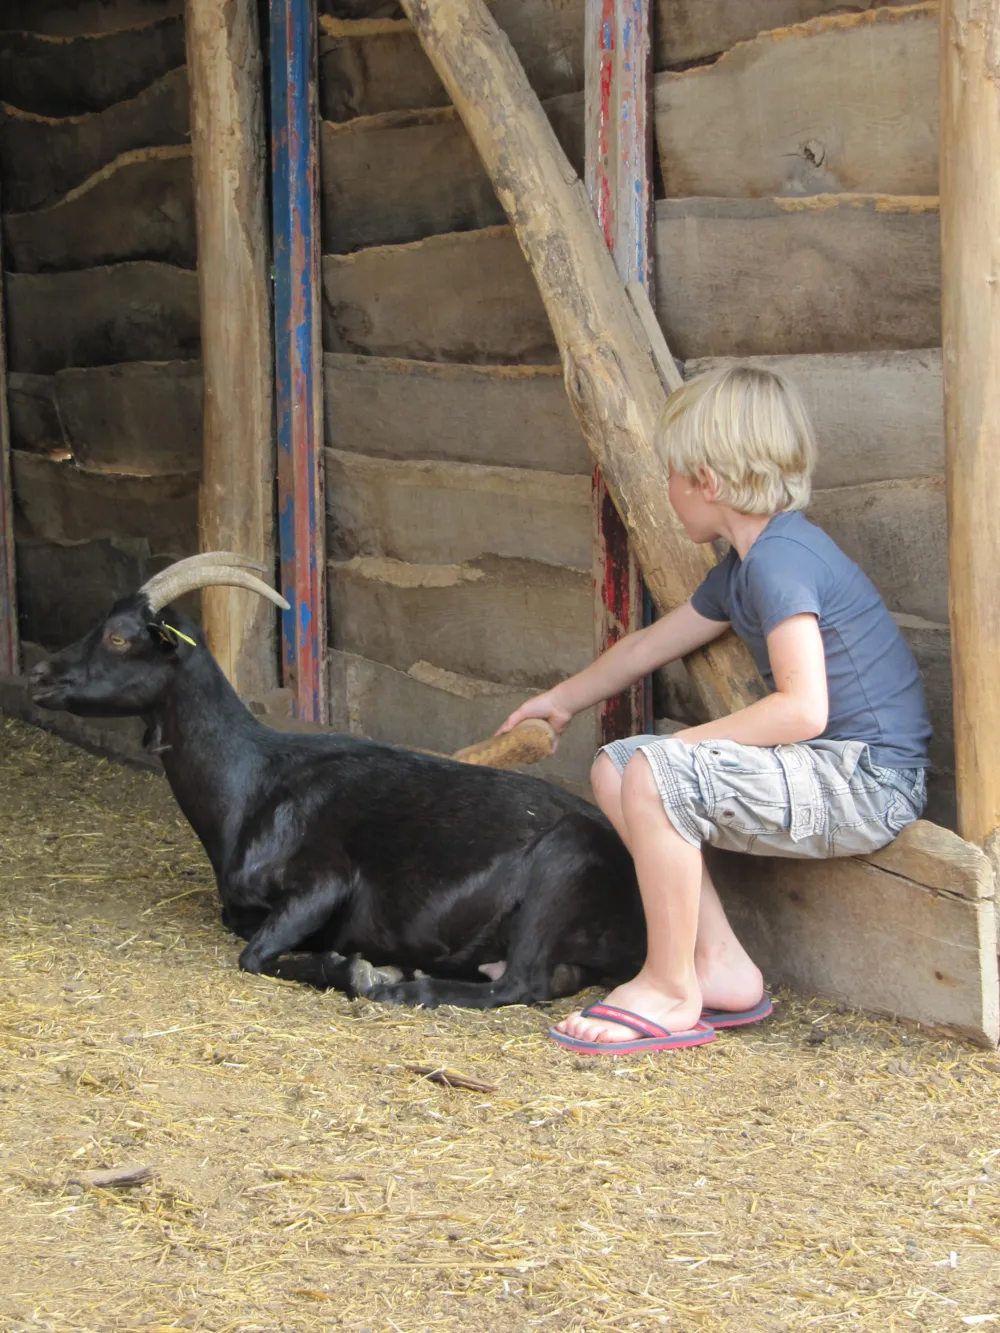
[581,1003,672,1040]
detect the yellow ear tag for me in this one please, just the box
[161,622,197,647]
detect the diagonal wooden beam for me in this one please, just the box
[398,0,763,718]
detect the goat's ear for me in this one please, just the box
[146,621,179,655]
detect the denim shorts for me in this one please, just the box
[599,735,927,859]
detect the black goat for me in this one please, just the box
[30,552,646,1009]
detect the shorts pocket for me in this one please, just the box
[885,793,920,836]
[774,745,824,843]
[694,742,803,839]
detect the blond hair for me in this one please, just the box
[656,364,817,515]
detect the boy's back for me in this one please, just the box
[692,510,930,769]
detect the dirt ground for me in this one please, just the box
[1,715,998,1333]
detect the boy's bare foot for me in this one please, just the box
[553,948,765,1046]
[553,975,703,1045]
[695,941,765,1016]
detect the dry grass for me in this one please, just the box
[0,714,998,1333]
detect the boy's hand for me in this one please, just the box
[495,691,574,751]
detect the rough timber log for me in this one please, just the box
[397,0,762,718]
[185,0,276,699]
[941,0,1000,850]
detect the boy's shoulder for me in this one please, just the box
[744,512,848,581]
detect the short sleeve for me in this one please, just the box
[744,538,829,636]
[691,549,737,623]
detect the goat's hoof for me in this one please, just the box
[365,979,435,1009]
[364,982,409,1007]
[238,947,263,975]
[347,954,404,996]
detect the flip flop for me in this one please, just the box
[701,993,773,1029]
[548,1002,716,1055]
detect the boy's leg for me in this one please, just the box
[592,750,765,1004]
[561,752,762,1043]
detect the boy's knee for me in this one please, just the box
[590,752,620,803]
[620,752,661,812]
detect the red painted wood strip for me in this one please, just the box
[586,0,652,744]
[272,0,327,723]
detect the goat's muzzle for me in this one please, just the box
[29,659,64,707]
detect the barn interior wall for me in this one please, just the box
[0,0,951,825]
[0,0,200,653]
[319,0,953,823]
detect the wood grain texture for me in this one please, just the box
[585,0,654,742]
[185,0,276,699]
[7,373,64,457]
[55,361,202,475]
[319,0,584,119]
[328,554,591,687]
[940,0,1000,846]
[653,0,915,66]
[655,5,937,198]
[3,146,194,273]
[323,354,589,473]
[4,263,200,375]
[315,1,915,120]
[0,1,183,36]
[320,94,582,251]
[0,17,186,116]
[0,66,189,213]
[711,832,998,1046]
[322,226,557,363]
[655,195,940,358]
[325,448,590,568]
[319,22,448,120]
[11,451,198,546]
[7,363,203,475]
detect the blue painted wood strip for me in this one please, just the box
[270,0,326,721]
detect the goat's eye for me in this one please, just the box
[108,633,128,649]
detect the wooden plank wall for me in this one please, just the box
[654,4,951,826]
[318,0,949,812]
[0,4,200,651]
[318,4,597,789]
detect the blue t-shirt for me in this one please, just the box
[690,511,931,769]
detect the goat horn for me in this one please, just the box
[140,550,267,602]
[140,557,290,615]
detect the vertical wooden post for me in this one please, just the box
[586,0,653,742]
[271,0,327,723]
[0,204,18,676]
[185,0,277,700]
[941,0,1000,846]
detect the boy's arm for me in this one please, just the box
[673,613,829,747]
[495,602,730,741]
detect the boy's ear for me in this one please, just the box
[695,467,720,502]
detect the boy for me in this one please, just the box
[497,365,930,1055]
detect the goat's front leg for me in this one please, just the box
[237,880,344,975]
